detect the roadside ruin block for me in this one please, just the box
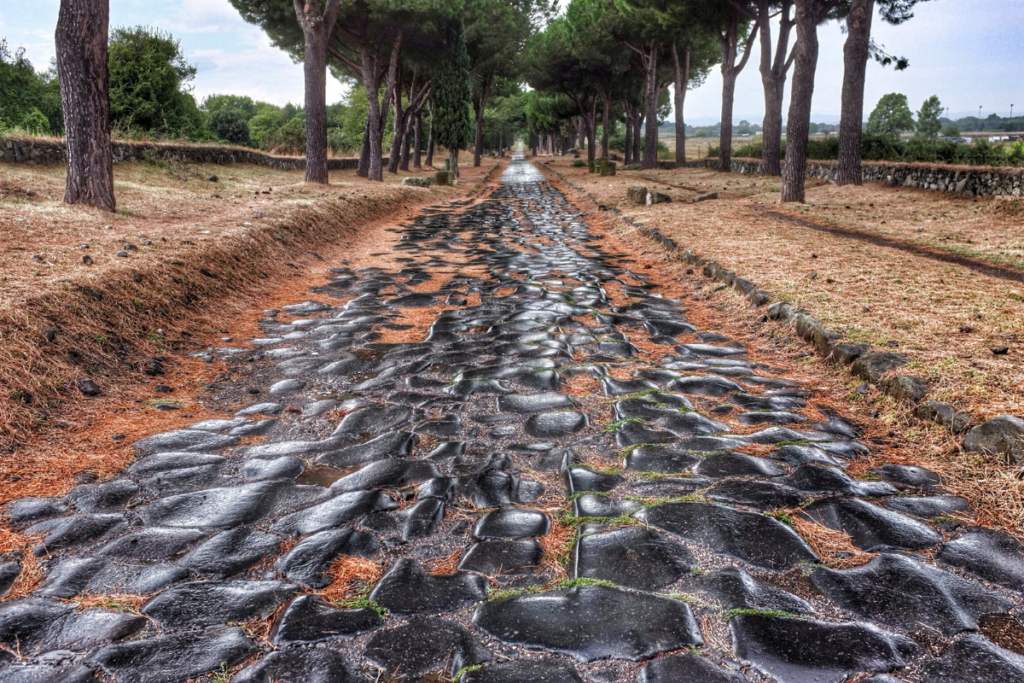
[626,186,648,204]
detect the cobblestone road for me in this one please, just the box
[2,158,1024,682]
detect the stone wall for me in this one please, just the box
[0,136,381,171]
[690,157,1024,197]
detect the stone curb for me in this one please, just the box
[539,160,1024,464]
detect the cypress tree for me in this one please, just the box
[432,19,472,177]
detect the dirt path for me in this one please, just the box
[1,158,1022,682]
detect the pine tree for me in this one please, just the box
[432,19,472,177]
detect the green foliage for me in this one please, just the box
[731,133,1024,168]
[572,159,587,167]
[0,40,63,134]
[915,95,943,139]
[201,94,259,119]
[206,109,251,146]
[940,124,961,138]
[108,27,206,139]
[866,92,915,142]
[432,20,473,152]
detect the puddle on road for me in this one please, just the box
[296,464,359,487]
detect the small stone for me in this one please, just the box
[115,251,128,258]
[76,378,101,396]
[82,255,93,265]
[153,384,173,393]
[963,415,1024,464]
[993,347,1010,355]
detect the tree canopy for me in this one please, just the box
[866,92,916,141]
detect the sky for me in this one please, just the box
[1,0,1021,122]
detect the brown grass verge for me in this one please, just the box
[71,592,147,614]
[539,516,574,579]
[0,528,43,598]
[773,509,875,569]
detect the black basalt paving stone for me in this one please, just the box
[446,378,512,396]
[370,559,487,614]
[813,416,861,439]
[0,598,73,650]
[602,377,660,396]
[404,498,445,540]
[637,502,817,570]
[271,594,382,645]
[730,614,917,683]
[126,451,226,475]
[694,453,788,478]
[334,405,414,437]
[67,479,138,512]
[873,463,943,488]
[474,585,702,662]
[623,446,700,473]
[613,398,678,422]
[474,508,550,539]
[801,497,942,552]
[0,663,96,682]
[95,527,205,561]
[233,647,358,683]
[363,617,490,678]
[766,445,849,468]
[883,495,969,519]
[3,497,69,526]
[728,394,804,412]
[655,412,729,436]
[920,634,1024,682]
[740,426,832,445]
[700,567,814,615]
[134,429,239,453]
[139,480,292,529]
[0,561,19,597]
[644,319,698,338]
[573,527,693,591]
[40,607,146,653]
[498,392,577,413]
[936,528,1024,591]
[573,495,643,518]
[317,431,418,467]
[459,539,544,575]
[615,421,677,447]
[26,513,125,555]
[564,467,624,494]
[273,528,377,588]
[240,455,304,481]
[781,465,898,497]
[637,653,752,682]
[328,459,440,492]
[705,480,806,510]
[676,435,749,452]
[88,626,257,683]
[141,579,296,628]
[667,375,744,397]
[414,415,462,436]
[524,410,587,437]
[177,528,281,576]
[737,411,808,425]
[460,659,585,683]
[811,553,1010,636]
[271,490,398,535]
[37,558,186,598]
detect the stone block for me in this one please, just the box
[626,186,648,204]
[598,159,616,176]
[964,415,1024,464]
[646,192,672,205]
[434,171,454,186]
[402,177,432,187]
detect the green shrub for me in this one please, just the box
[571,159,586,167]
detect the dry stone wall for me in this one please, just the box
[690,157,1024,197]
[0,136,379,171]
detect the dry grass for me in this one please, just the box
[539,516,575,579]
[425,548,463,575]
[318,555,384,603]
[549,158,1024,420]
[0,528,43,598]
[774,509,876,569]
[72,592,147,614]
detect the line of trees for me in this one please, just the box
[44,0,550,211]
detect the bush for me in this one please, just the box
[207,109,251,146]
[20,107,50,135]
[571,159,586,167]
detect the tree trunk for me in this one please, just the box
[757,0,793,176]
[672,43,689,168]
[601,92,611,158]
[399,119,412,171]
[294,0,338,184]
[450,147,459,178]
[387,85,406,174]
[56,0,115,211]
[720,69,737,173]
[425,101,435,166]
[624,111,633,165]
[473,77,490,167]
[577,117,586,149]
[357,123,370,177]
[642,46,659,169]
[413,112,423,169]
[586,114,596,163]
[630,109,638,163]
[781,0,821,203]
[837,0,874,185]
